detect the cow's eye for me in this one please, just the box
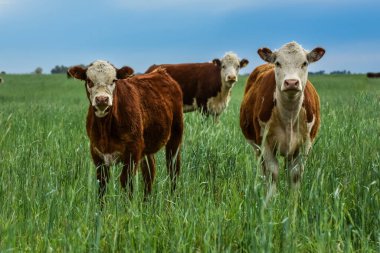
[302,61,308,68]
[222,65,226,69]
[275,62,281,68]
[87,80,94,88]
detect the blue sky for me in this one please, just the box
[0,0,379,74]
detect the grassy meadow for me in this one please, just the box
[0,73,379,252]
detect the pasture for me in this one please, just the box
[0,73,379,252]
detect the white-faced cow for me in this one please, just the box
[68,60,184,202]
[146,52,249,122]
[240,42,325,201]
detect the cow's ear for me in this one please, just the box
[258,48,275,63]
[67,66,87,80]
[212,59,221,67]
[240,59,249,68]
[307,47,325,63]
[117,66,134,79]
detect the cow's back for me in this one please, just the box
[240,63,320,145]
[146,63,221,107]
[126,68,183,154]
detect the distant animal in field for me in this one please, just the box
[240,42,325,202]
[67,60,184,201]
[145,52,249,122]
[0,77,3,84]
[367,72,380,78]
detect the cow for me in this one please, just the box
[145,52,249,122]
[67,60,184,202]
[0,77,3,84]
[367,72,380,78]
[240,42,325,202]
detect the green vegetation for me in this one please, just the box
[0,74,379,252]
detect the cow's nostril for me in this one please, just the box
[96,96,109,105]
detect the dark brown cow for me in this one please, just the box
[68,60,183,201]
[146,52,249,121]
[367,72,380,78]
[240,42,324,202]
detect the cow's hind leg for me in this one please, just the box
[141,154,156,199]
[166,113,183,193]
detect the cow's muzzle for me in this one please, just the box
[283,79,301,91]
[94,96,111,116]
[226,75,237,87]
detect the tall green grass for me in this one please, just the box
[0,73,379,252]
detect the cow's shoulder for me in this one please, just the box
[247,64,276,123]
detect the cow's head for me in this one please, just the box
[258,42,325,97]
[213,52,249,89]
[68,60,134,118]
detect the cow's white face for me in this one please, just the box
[213,52,249,89]
[85,61,117,117]
[258,42,325,97]
[68,60,134,118]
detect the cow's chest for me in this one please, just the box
[91,135,125,166]
[206,90,231,115]
[263,107,309,156]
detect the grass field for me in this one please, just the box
[0,73,379,252]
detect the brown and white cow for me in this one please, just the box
[145,52,249,121]
[68,60,184,201]
[240,42,325,201]
[0,77,3,84]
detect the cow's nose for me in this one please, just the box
[284,79,299,89]
[227,75,237,82]
[95,96,109,105]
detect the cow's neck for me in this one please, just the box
[92,91,120,141]
[220,81,232,96]
[274,89,304,128]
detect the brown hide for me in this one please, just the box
[86,68,183,198]
[146,63,222,114]
[240,64,320,146]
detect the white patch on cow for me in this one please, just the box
[183,98,198,112]
[86,60,117,117]
[205,52,243,116]
[94,147,121,167]
[206,86,231,116]
[273,42,310,93]
[220,52,241,89]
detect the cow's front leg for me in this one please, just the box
[91,150,110,203]
[286,153,304,189]
[120,152,140,199]
[262,142,279,203]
